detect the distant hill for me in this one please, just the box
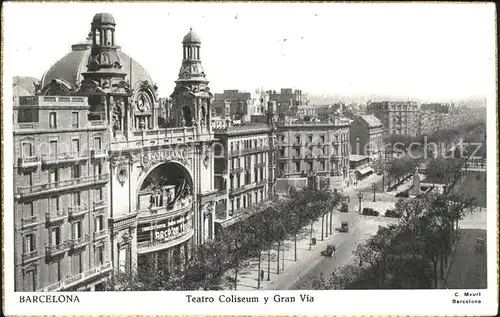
[12,76,39,95]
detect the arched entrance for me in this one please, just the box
[135,161,195,278]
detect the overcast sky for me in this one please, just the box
[3,2,496,102]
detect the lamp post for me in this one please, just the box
[357,192,363,213]
[372,183,377,202]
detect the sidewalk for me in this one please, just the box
[218,211,349,290]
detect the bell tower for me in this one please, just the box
[170,28,213,132]
[78,13,133,138]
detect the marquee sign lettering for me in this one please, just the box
[141,148,189,170]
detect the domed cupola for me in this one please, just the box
[183,28,202,45]
[170,28,213,131]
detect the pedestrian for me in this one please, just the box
[260,270,265,281]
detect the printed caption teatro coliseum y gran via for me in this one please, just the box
[13,13,222,291]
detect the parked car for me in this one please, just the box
[395,191,409,198]
[340,221,349,232]
[340,203,349,213]
[362,208,379,216]
[385,209,401,218]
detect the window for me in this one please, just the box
[279,149,285,156]
[94,162,102,175]
[308,161,313,171]
[94,137,102,150]
[72,139,80,154]
[295,161,300,172]
[49,112,57,129]
[95,215,104,232]
[320,135,325,143]
[50,227,61,246]
[476,175,481,181]
[49,261,61,284]
[21,173,32,189]
[295,135,301,145]
[260,167,264,180]
[23,234,35,253]
[118,246,131,273]
[320,160,325,170]
[71,164,80,179]
[50,196,59,212]
[49,140,58,157]
[23,202,34,219]
[279,163,286,173]
[95,188,103,201]
[236,198,240,210]
[95,245,104,266]
[72,252,83,275]
[72,221,82,239]
[24,269,36,291]
[72,112,79,128]
[72,192,81,207]
[22,142,32,157]
[308,135,313,143]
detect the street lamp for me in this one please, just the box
[357,192,364,213]
[372,183,377,202]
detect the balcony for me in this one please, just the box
[45,210,68,223]
[41,151,89,166]
[46,242,68,257]
[18,156,41,169]
[93,200,108,214]
[215,189,227,198]
[14,122,39,130]
[17,174,110,198]
[93,229,108,241]
[228,146,270,157]
[230,167,245,174]
[22,250,40,263]
[68,205,88,219]
[229,180,267,196]
[60,261,113,291]
[21,215,38,228]
[91,149,108,159]
[138,197,193,223]
[68,235,91,250]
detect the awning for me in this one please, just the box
[357,166,374,175]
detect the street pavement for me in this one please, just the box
[218,173,401,290]
[445,228,487,289]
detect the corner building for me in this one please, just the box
[13,13,216,290]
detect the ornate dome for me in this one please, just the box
[92,13,115,25]
[40,38,155,92]
[182,28,201,44]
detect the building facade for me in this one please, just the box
[275,116,351,191]
[13,13,217,291]
[213,90,267,122]
[268,88,307,117]
[367,101,418,137]
[349,114,384,161]
[211,103,277,233]
[14,95,112,291]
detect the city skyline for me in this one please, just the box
[4,3,496,103]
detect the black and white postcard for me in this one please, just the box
[2,2,497,316]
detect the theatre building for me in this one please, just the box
[12,13,216,290]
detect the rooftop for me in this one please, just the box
[349,154,369,162]
[213,123,271,136]
[358,114,383,127]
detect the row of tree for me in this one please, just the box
[312,192,476,289]
[105,186,341,291]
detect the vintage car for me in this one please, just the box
[475,238,485,252]
[320,244,336,257]
[340,221,349,232]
